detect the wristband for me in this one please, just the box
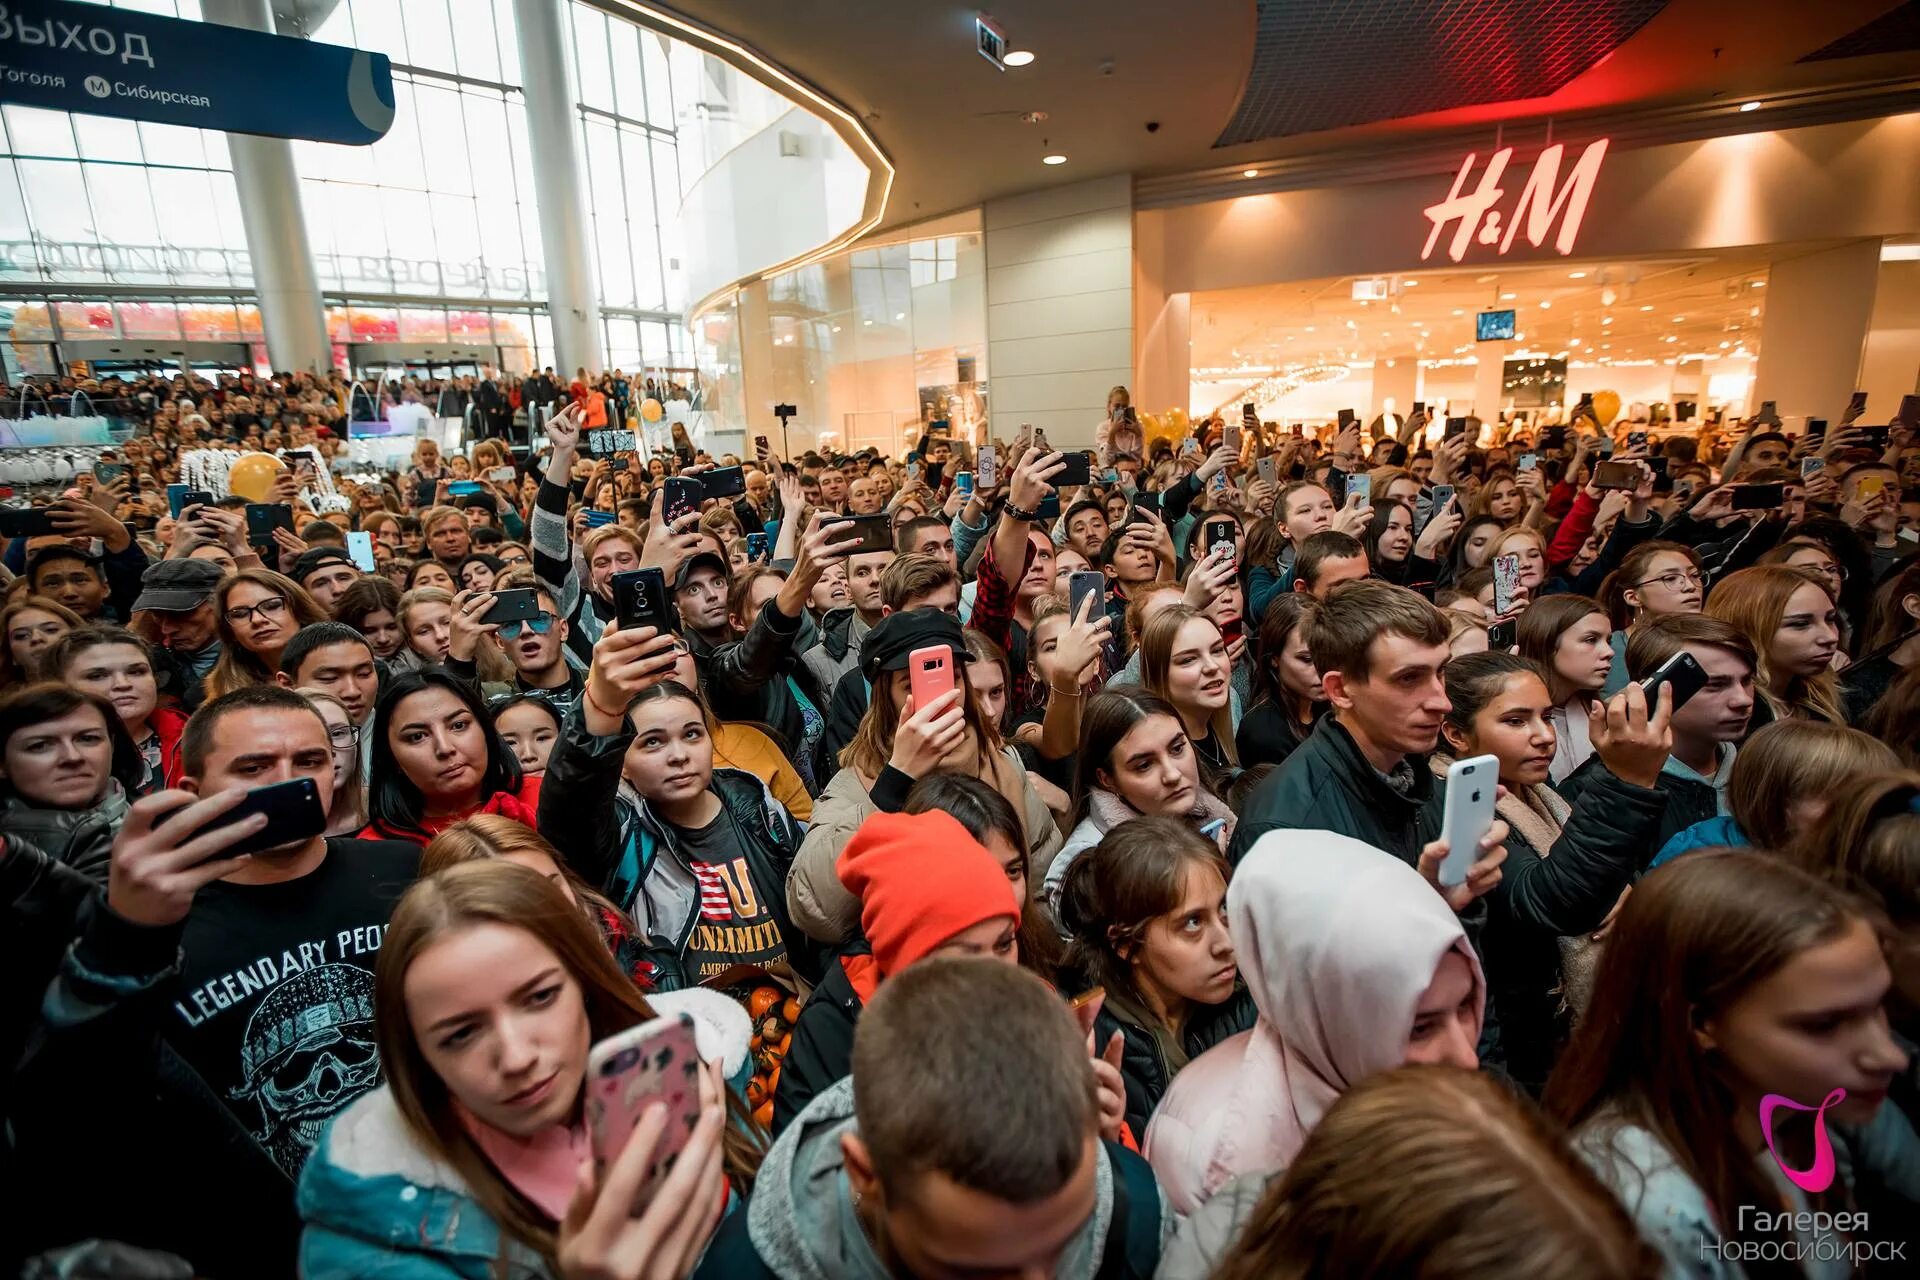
[583,682,626,722]
[1003,500,1040,523]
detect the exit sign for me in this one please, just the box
[976,14,1007,69]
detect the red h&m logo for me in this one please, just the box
[1421,139,1611,264]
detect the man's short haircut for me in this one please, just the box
[880,552,958,611]
[1296,530,1367,588]
[616,497,649,523]
[1624,612,1756,682]
[471,525,505,548]
[420,505,468,535]
[582,524,645,559]
[298,519,345,545]
[27,545,100,583]
[894,514,950,555]
[1064,499,1106,529]
[181,683,329,778]
[1307,580,1448,680]
[852,958,1093,1203]
[279,621,375,678]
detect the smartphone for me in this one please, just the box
[976,445,999,489]
[839,513,893,555]
[1430,484,1456,513]
[584,508,617,528]
[480,588,540,626]
[955,471,975,497]
[1729,482,1786,510]
[448,480,486,496]
[1801,456,1827,481]
[1068,985,1105,1037]
[1191,513,1230,555]
[1325,467,1348,501]
[1346,474,1371,506]
[1593,459,1639,490]
[1179,437,1200,458]
[1627,430,1649,451]
[1338,408,1356,431]
[1898,395,1920,427]
[701,466,746,499]
[1413,400,1426,416]
[1257,455,1277,486]
[755,435,770,455]
[93,461,128,487]
[1224,421,1242,453]
[1491,552,1521,616]
[489,465,516,484]
[1487,618,1517,650]
[1127,490,1160,521]
[1444,417,1468,440]
[662,477,702,524]
[746,531,771,564]
[1640,650,1709,716]
[612,567,673,632]
[346,530,376,572]
[244,503,294,545]
[924,460,944,490]
[1757,400,1779,425]
[1054,451,1091,488]
[168,778,327,864]
[0,506,57,537]
[180,488,214,516]
[166,483,191,519]
[1067,569,1106,621]
[1855,474,1889,500]
[585,1014,703,1218]
[1516,453,1538,472]
[908,643,955,710]
[1438,755,1499,887]
[1859,425,1892,451]
[588,428,637,457]
[608,457,630,475]
[1805,418,1828,440]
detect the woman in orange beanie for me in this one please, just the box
[771,808,1020,1132]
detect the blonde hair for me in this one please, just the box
[297,686,366,832]
[1489,525,1547,564]
[1705,565,1846,724]
[1137,603,1239,766]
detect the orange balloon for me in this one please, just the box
[226,451,284,502]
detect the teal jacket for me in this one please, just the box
[1649,814,1748,869]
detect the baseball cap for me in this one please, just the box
[132,558,224,613]
[859,609,972,683]
[288,546,356,584]
[672,551,730,593]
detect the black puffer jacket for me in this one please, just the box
[1560,754,1717,858]
[1090,989,1256,1140]
[1228,717,1436,867]
[771,938,868,1135]
[687,597,817,783]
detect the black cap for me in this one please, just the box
[672,551,730,592]
[457,490,499,516]
[131,558,224,612]
[859,609,972,683]
[288,546,356,584]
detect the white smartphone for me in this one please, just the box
[977,445,999,489]
[345,530,376,572]
[1438,754,1499,887]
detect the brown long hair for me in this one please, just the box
[1137,604,1238,765]
[1864,558,1920,652]
[1783,770,1920,932]
[1600,540,1700,631]
[841,644,1000,779]
[1516,594,1609,707]
[1215,1066,1660,1280]
[376,861,764,1269]
[1705,565,1846,724]
[206,568,326,701]
[1726,721,1898,850]
[1543,852,1872,1250]
[1,594,84,687]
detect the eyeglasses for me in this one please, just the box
[1633,570,1704,592]
[499,554,530,568]
[327,724,359,750]
[224,595,289,624]
[497,613,556,640]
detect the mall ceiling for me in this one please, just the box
[649,0,1920,231]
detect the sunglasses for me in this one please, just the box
[497,613,556,640]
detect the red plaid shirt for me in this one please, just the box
[972,531,1037,711]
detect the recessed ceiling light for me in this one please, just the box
[1451,308,1463,316]
[1539,300,1551,309]
[1740,100,1760,112]
[862,319,873,326]
[830,325,841,333]
[1403,279,1418,287]
[1004,49,1036,67]
[1640,304,1654,311]
[1042,153,1067,165]
[1500,292,1517,300]
[1568,271,1587,279]
[1751,280,1765,288]
[894,312,905,321]
[1673,315,1686,322]
[1242,169,1258,178]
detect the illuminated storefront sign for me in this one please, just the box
[1421,138,1610,264]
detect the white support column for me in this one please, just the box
[203,0,330,372]
[514,0,604,376]
[1752,241,1881,419]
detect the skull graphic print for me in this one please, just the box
[229,963,383,1176]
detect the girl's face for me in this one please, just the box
[407,602,453,662]
[1405,950,1481,1068]
[970,659,1007,727]
[1771,582,1842,679]
[1705,917,1907,1128]
[1502,538,1547,591]
[314,700,355,797]
[1486,479,1522,521]
[358,608,404,659]
[404,922,590,1139]
[1275,625,1324,707]
[413,563,456,593]
[461,561,497,593]
[1097,713,1198,817]
[1630,552,1703,618]
[1377,506,1414,562]
[981,828,1028,906]
[495,703,559,777]
[64,642,157,731]
[810,562,848,611]
[1164,617,1230,715]
[1553,611,1614,696]
[620,696,713,803]
[929,914,1020,966]
[1462,523,1499,570]
[1783,545,1845,600]
[1452,671,1556,788]
[224,580,294,656]
[389,686,489,808]
[9,607,71,670]
[2,703,112,809]
[448,456,472,479]
[1131,862,1237,1012]
[1201,579,1244,639]
[502,848,578,906]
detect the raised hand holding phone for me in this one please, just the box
[108,789,265,928]
[889,686,966,779]
[1588,679,1672,790]
[583,622,682,734]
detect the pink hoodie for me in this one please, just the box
[1143,830,1485,1213]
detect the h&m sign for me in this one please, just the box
[1421,138,1610,264]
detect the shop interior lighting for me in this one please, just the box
[1042,153,1067,165]
[1004,49,1035,66]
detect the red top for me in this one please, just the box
[357,772,544,846]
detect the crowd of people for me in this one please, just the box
[3,368,1919,1279]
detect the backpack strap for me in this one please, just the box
[1095,1141,1163,1280]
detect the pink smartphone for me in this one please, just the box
[908,644,955,712]
[584,1014,702,1214]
